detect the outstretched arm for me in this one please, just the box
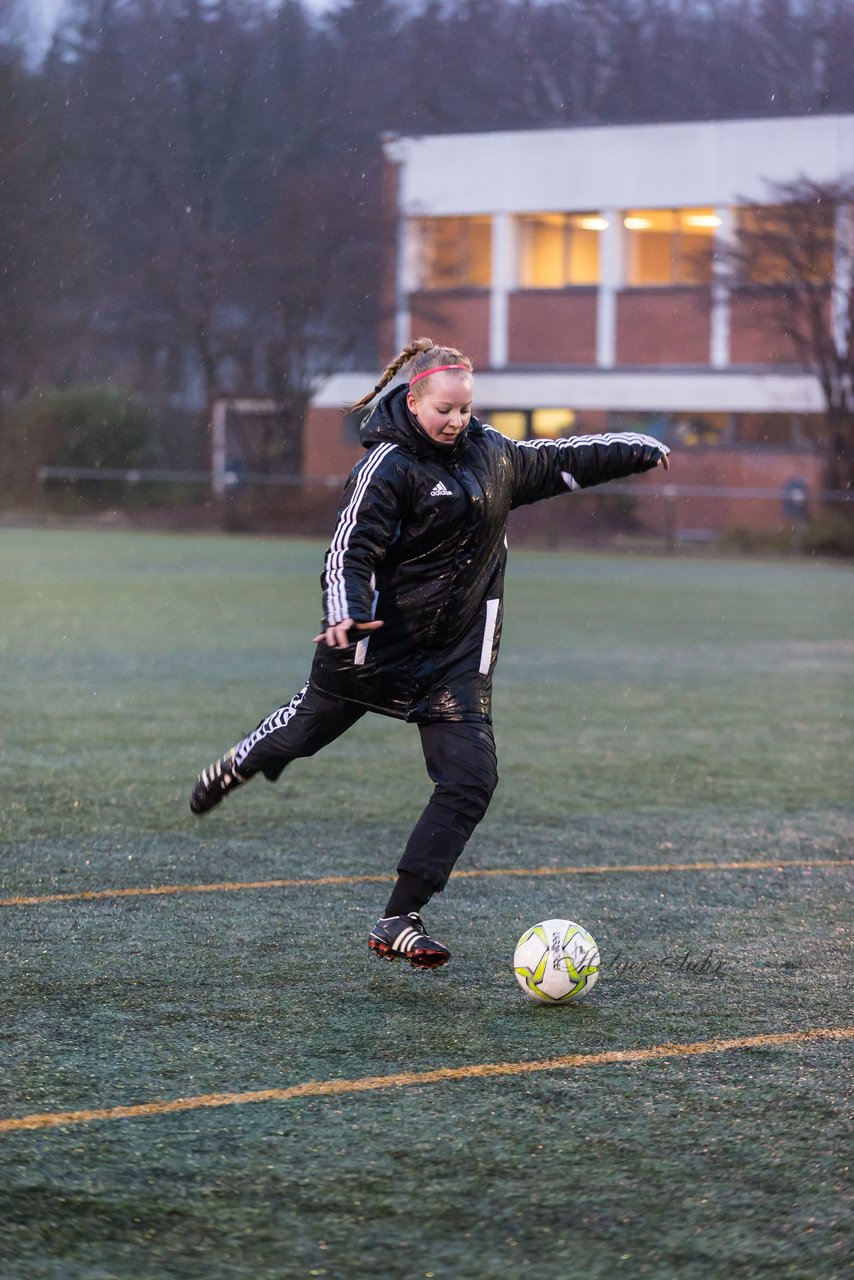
[548,431,670,490]
[500,428,670,507]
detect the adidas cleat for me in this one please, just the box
[189,749,248,814]
[368,912,451,969]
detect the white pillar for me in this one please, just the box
[489,213,512,369]
[832,203,853,367]
[210,399,227,497]
[394,216,416,353]
[710,207,732,369]
[597,210,620,368]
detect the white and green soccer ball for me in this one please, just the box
[513,918,600,1004]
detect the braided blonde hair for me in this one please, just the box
[351,337,473,411]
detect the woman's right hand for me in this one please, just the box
[313,619,384,649]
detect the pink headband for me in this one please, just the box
[409,363,472,387]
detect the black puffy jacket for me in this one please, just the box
[310,385,667,723]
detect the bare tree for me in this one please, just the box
[47,0,385,473]
[0,52,88,403]
[725,176,854,500]
[55,0,266,406]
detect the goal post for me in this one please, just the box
[210,397,282,497]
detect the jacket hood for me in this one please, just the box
[359,384,482,458]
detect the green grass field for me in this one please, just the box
[1,528,852,1280]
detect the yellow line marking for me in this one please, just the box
[0,873,393,907]
[1,1027,851,1133]
[0,858,848,908]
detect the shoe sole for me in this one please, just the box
[368,938,450,969]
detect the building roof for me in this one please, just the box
[385,114,854,215]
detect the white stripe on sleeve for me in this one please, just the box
[324,444,397,625]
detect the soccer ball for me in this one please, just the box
[513,918,600,1004]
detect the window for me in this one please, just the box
[517,213,603,287]
[488,411,527,440]
[669,413,729,447]
[483,409,578,440]
[735,413,800,447]
[797,414,829,447]
[608,410,729,447]
[734,206,834,285]
[624,208,718,286]
[532,408,576,438]
[413,216,492,289]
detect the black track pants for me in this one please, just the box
[234,682,366,780]
[232,682,498,892]
[398,720,498,891]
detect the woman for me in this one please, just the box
[190,338,670,970]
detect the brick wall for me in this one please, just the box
[508,290,598,364]
[729,290,802,364]
[616,288,712,365]
[407,292,491,367]
[627,447,823,534]
[303,408,361,483]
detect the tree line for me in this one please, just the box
[1,0,853,489]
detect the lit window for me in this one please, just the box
[488,411,527,440]
[669,413,728,447]
[609,410,728,447]
[624,208,718,286]
[413,217,492,289]
[532,408,576,438]
[735,206,834,285]
[518,213,603,287]
[483,409,578,440]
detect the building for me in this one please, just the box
[305,114,854,540]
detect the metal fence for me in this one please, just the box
[35,466,851,505]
